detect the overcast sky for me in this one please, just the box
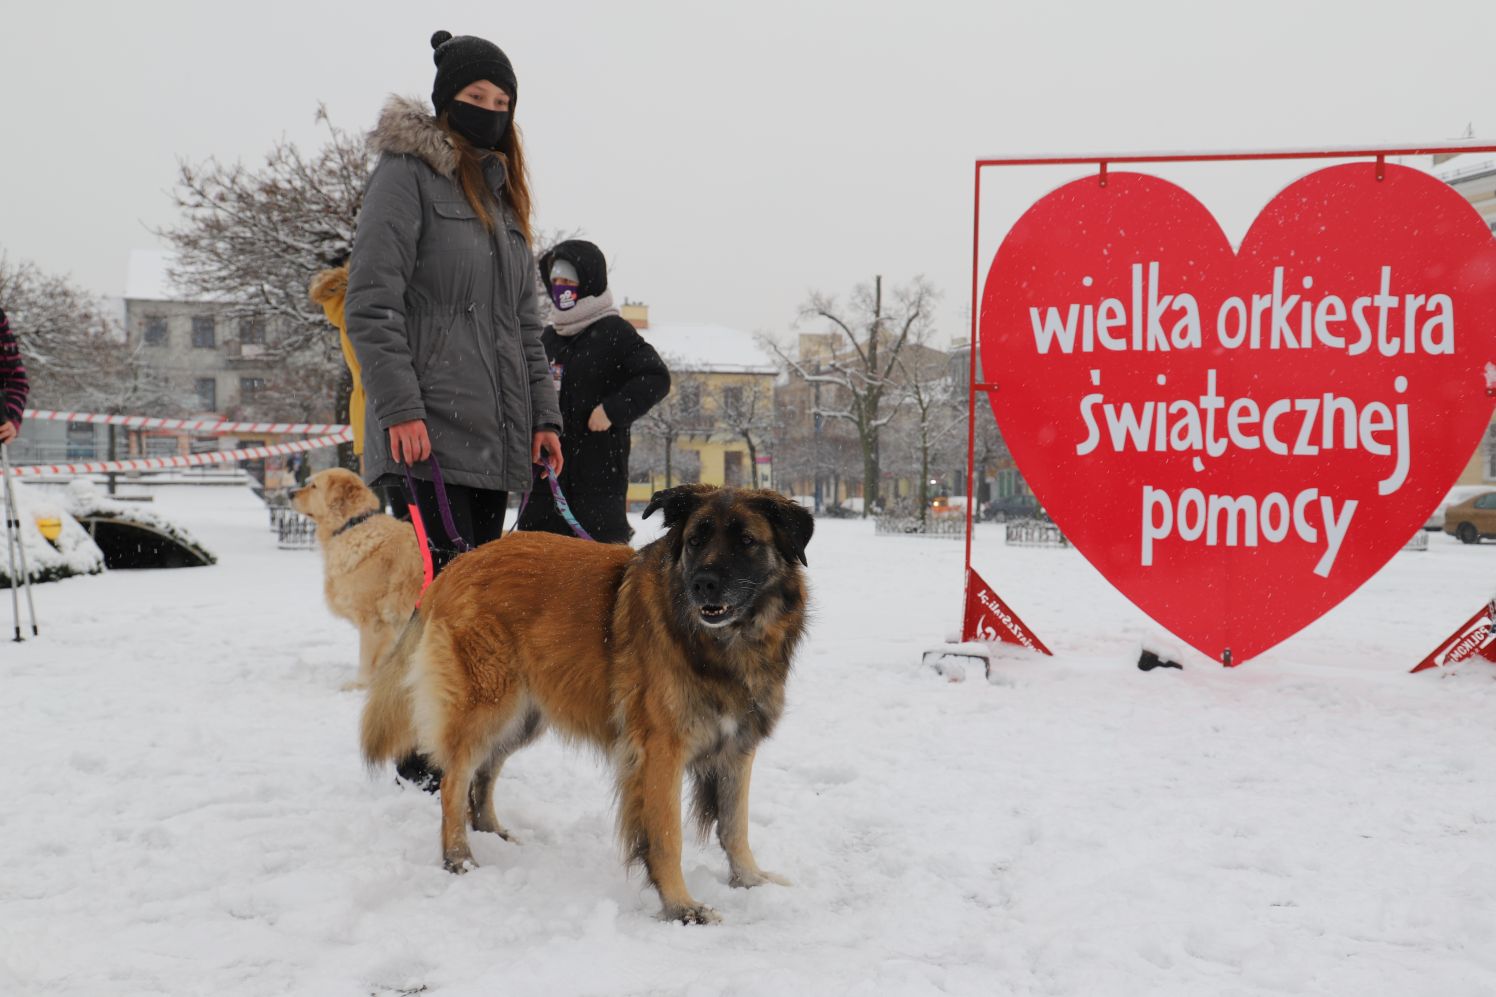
[2,0,1493,344]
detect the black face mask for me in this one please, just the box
[448,100,510,150]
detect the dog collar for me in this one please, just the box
[331,510,378,538]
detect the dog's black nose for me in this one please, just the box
[691,572,722,603]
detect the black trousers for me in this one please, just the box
[379,484,410,521]
[515,483,634,544]
[405,478,509,575]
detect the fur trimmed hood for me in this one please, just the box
[369,95,458,178]
[308,265,348,307]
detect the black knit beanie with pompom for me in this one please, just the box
[429,30,517,116]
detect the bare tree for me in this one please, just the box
[238,350,340,424]
[769,358,866,510]
[709,378,774,487]
[770,380,817,501]
[891,346,965,526]
[635,370,708,489]
[969,382,1012,514]
[0,254,190,489]
[770,275,939,516]
[158,105,372,416]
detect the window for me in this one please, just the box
[240,318,266,346]
[194,378,217,412]
[675,448,702,484]
[143,435,178,458]
[723,449,746,487]
[1476,493,1496,510]
[189,435,219,455]
[66,421,96,459]
[678,381,701,419]
[192,315,216,349]
[240,377,267,404]
[143,315,168,346]
[722,385,745,415]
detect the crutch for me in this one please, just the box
[1,444,38,640]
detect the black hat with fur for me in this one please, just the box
[430,30,517,116]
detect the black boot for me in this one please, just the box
[395,751,443,794]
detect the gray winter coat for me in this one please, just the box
[346,96,561,492]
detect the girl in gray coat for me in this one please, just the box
[346,30,563,576]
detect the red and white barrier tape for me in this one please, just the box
[21,409,351,436]
[5,429,353,478]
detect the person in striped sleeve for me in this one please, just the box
[0,307,28,444]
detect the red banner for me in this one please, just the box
[1411,600,1496,673]
[962,568,1051,654]
[980,163,1496,664]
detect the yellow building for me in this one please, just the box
[623,307,780,504]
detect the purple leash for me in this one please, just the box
[513,462,596,542]
[401,455,472,552]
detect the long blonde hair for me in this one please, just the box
[440,113,534,245]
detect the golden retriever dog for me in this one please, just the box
[292,468,423,690]
[361,484,813,923]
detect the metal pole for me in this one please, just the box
[962,161,982,637]
[973,141,1496,169]
[2,444,37,640]
[3,446,21,641]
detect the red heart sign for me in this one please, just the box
[980,163,1496,664]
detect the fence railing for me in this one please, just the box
[874,515,965,539]
[1004,520,1069,548]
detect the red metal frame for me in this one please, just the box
[962,142,1496,625]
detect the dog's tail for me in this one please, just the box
[360,609,424,768]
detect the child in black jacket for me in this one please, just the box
[518,240,670,543]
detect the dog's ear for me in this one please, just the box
[749,492,814,567]
[324,470,373,519]
[643,484,714,529]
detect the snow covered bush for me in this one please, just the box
[0,477,105,587]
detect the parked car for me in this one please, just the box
[980,493,1045,522]
[1424,485,1494,531]
[1441,491,1496,544]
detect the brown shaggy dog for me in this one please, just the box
[361,484,813,924]
[291,469,423,690]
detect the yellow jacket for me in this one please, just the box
[309,266,365,456]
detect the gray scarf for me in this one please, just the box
[551,288,620,337]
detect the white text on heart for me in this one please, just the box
[1141,487,1357,578]
[1028,263,1454,357]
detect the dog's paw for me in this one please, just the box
[662,903,721,925]
[442,852,477,875]
[471,819,518,844]
[339,679,369,692]
[729,868,791,889]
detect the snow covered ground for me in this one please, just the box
[3,482,1495,996]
